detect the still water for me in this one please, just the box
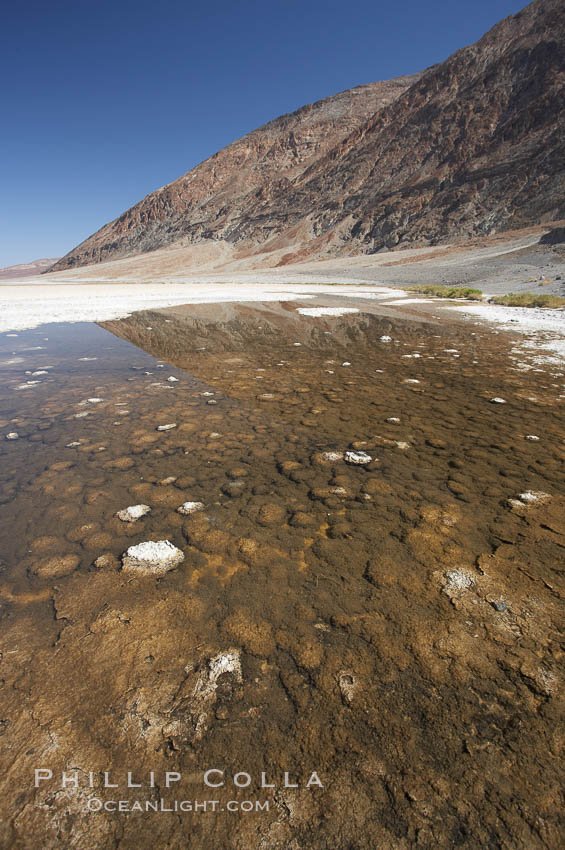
[1,302,563,849]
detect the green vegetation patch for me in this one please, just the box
[490,292,565,308]
[408,285,483,300]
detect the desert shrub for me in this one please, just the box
[490,292,565,308]
[408,285,483,300]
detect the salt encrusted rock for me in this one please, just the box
[516,490,551,505]
[379,335,392,342]
[177,501,205,515]
[94,553,120,570]
[338,672,357,704]
[167,376,179,383]
[490,397,506,404]
[345,450,372,465]
[525,435,540,441]
[156,423,177,431]
[116,504,151,523]
[192,650,243,706]
[122,540,184,575]
[442,570,475,597]
[313,450,344,465]
[6,432,19,440]
[386,417,400,423]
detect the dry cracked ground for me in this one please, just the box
[0,302,563,849]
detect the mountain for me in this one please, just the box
[50,0,564,273]
[49,76,421,271]
[0,258,61,280]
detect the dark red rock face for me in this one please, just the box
[51,0,565,272]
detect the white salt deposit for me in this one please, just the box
[192,650,243,707]
[209,651,242,683]
[443,570,475,595]
[0,279,417,335]
[296,307,360,317]
[156,423,177,431]
[453,304,565,363]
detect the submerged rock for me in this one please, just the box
[33,554,81,579]
[122,540,184,575]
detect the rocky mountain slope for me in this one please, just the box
[50,75,421,271]
[52,0,564,272]
[0,258,60,280]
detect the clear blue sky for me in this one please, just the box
[0,0,528,266]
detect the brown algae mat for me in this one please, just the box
[0,304,564,849]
